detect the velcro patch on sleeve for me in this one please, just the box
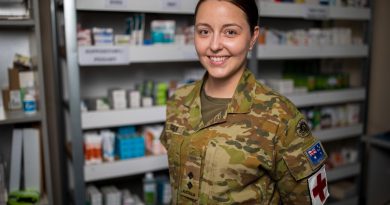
[305,141,326,169]
[308,165,329,205]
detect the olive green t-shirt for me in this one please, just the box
[201,88,231,124]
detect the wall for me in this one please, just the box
[367,0,390,135]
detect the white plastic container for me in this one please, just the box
[23,93,37,115]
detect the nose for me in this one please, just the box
[210,33,222,53]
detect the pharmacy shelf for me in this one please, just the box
[81,88,365,129]
[0,110,42,125]
[0,19,35,27]
[328,197,359,205]
[84,154,168,182]
[313,124,363,142]
[259,1,370,20]
[363,137,390,151]
[78,44,368,66]
[76,0,370,20]
[327,163,361,182]
[82,106,166,129]
[78,45,198,66]
[287,88,366,107]
[76,0,197,14]
[84,157,360,183]
[257,45,369,59]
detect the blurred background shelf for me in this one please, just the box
[76,0,197,14]
[81,88,365,129]
[84,155,168,182]
[81,106,166,129]
[287,88,365,107]
[314,124,363,142]
[0,111,42,125]
[328,163,361,182]
[327,196,359,205]
[259,1,370,20]
[257,45,369,60]
[0,19,34,27]
[76,0,370,20]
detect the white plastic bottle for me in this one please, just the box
[143,172,156,205]
[23,92,37,115]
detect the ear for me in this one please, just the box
[249,26,260,50]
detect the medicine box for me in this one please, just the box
[116,136,145,159]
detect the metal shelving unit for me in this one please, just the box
[328,163,361,182]
[76,0,371,20]
[286,88,366,107]
[328,197,359,205]
[84,155,168,182]
[257,45,368,59]
[0,111,42,125]
[0,0,53,204]
[0,19,35,27]
[59,0,371,204]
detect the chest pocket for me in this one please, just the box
[203,133,275,203]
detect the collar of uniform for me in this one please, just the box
[227,69,256,114]
[182,69,255,128]
[182,78,204,131]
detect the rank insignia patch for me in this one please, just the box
[305,142,326,169]
[296,119,310,137]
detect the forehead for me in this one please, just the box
[195,0,247,24]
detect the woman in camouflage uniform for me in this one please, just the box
[161,0,329,204]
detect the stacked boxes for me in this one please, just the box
[116,127,145,159]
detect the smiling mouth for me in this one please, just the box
[208,56,229,65]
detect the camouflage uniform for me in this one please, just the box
[161,69,327,204]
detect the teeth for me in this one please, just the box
[210,56,227,62]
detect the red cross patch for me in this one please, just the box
[308,165,329,205]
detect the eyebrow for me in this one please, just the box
[195,23,243,30]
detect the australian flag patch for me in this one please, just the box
[305,142,327,169]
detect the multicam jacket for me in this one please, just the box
[161,69,327,204]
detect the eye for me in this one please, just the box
[197,28,210,37]
[224,29,238,37]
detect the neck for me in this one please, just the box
[204,68,245,98]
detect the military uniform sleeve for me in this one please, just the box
[273,111,328,205]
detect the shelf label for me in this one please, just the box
[162,0,181,10]
[305,5,329,20]
[78,46,130,66]
[105,0,128,9]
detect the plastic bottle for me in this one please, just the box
[143,172,156,205]
[23,92,37,115]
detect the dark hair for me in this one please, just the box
[194,0,259,34]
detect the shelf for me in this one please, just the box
[363,137,390,150]
[313,124,363,142]
[78,44,368,65]
[286,88,366,107]
[84,157,360,182]
[0,19,34,27]
[78,45,198,66]
[327,163,360,182]
[84,154,168,182]
[82,106,166,129]
[257,45,369,59]
[328,197,359,205]
[76,0,197,14]
[0,110,42,125]
[81,88,364,129]
[259,1,370,20]
[76,0,370,20]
